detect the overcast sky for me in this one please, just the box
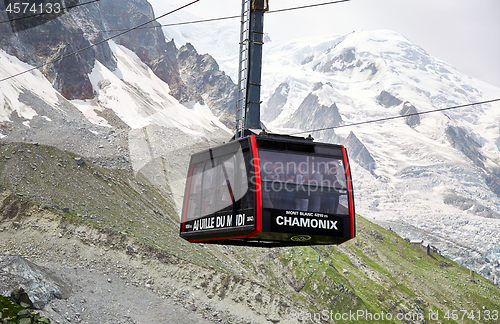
[149,0,500,89]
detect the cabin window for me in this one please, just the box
[185,162,203,221]
[258,150,349,215]
[184,146,249,221]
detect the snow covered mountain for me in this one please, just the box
[257,30,500,281]
[166,17,500,281]
[0,38,231,205]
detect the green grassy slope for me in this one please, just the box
[0,142,229,272]
[258,217,500,323]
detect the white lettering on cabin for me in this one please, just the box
[216,215,225,228]
[191,213,250,231]
[276,216,338,230]
[193,217,215,231]
[236,214,245,226]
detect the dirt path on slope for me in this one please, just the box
[36,266,213,324]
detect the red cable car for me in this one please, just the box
[179,1,355,246]
[179,133,355,247]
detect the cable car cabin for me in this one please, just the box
[179,134,355,247]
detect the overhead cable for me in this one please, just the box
[269,0,350,14]
[290,98,500,136]
[0,0,201,84]
[165,0,352,26]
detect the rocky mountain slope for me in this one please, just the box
[0,0,237,112]
[0,0,235,154]
[0,0,234,210]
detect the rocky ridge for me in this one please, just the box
[0,0,236,129]
[177,43,237,129]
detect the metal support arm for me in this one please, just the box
[236,0,268,138]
